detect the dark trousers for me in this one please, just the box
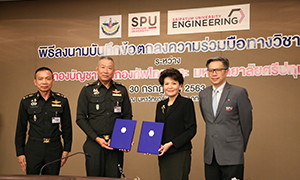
[25,139,62,175]
[83,138,124,177]
[205,153,244,180]
[158,150,191,180]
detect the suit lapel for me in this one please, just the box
[207,86,214,119]
[164,94,181,119]
[160,100,168,120]
[204,86,215,123]
[215,83,231,118]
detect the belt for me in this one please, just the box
[29,136,60,144]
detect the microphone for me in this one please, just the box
[118,164,126,179]
[39,152,90,175]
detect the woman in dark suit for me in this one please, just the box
[155,68,197,180]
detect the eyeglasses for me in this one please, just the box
[207,68,227,73]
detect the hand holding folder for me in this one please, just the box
[137,121,164,155]
[110,119,164,155]
[158,141,173,156]
[110,118,137,151]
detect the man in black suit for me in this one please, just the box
[199,57,253,180]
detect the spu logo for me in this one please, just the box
[131,15,157,27]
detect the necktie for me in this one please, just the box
[212,89,218,116]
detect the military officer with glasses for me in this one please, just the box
[199,57,253,180]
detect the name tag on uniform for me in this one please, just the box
[114,106,122,113]
[52,117,61,124]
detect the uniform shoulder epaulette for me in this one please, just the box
[53,92,67,98]
[85,81,98,87]
[113,81,125,87]
[23,93,36,99]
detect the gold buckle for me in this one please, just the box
[43,138,50,143]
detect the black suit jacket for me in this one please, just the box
[155,94,197,155]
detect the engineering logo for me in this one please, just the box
[228,8,245,23]
[101,18,120,36]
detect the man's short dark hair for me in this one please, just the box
[206,57,230,70]
[34,67,53,79]
[159,68,184,86]
[98,56,115,65]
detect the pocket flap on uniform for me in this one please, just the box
[27,107,42,114]
[90,96,105,103]
[111,96,123,102]
[226,136,242,142]
[50,108,63,113]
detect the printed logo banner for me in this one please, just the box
[168,4,250,35]
[128,11,160,37]
[99,15,122,39]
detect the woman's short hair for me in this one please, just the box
[159,68,184,86]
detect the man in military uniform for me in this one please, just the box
[15,67,72,175]
[76,56,132,177]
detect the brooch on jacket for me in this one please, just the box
[161,105,165,114]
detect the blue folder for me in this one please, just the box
[110,118,137,150]
[137,121,164,155]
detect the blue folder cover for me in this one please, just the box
[137,121,164,155]
[110,118,137,150]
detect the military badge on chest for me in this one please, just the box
[93,88,100,96]
[30,98,38,121]
[112,89,122,113]
[96,104,100,110]
[51,100,61,107]
[31,98,37,106]
[52,109,61,124]
[112,89,122,97]
[114,101,121,113]
[51,100,61,124]
[52,117,61,124]
[93,88,101,110]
